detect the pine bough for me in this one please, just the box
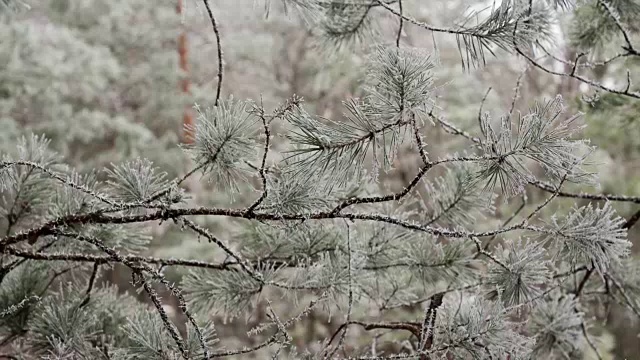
[1,0,639,359]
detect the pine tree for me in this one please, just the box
[1,0,640,359]
[0,0,190,176]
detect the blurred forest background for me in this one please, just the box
[1,0,639,358]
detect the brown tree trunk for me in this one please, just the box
[177,0,194,144]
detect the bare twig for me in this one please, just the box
[79,262,100,308]
[512,16,640,99]
[480,193,526,255]
[395,0,403,48]
[575,266,594,296]
[622,208,640,229]
[478,87,492,132]
[581,321,603,360]
[322,222,355,359]
[246,99,272,213]
[202,0,224,106]
[508,69,526,119]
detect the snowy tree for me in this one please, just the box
[0,0,639,359]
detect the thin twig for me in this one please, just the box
[622,208,640,229]
[530,178,640,204]
[139,278,188,359]
[472,236,509,270]
[513,24,640,99]
[322,222,354,359]
[4,246,237,270]
[480,193,526,255]
[478,87,492,133]
[418,292,445,360]
[145,162,208,204]
[326,320,421,350]
[581,321,603,360]
[246,99,271,213]
[522,167,572,223]
[202,0,224,106]
[412,118,429,165]
[575,266,594,296]
[508,69,526,119]
[395,0,403,48]
[535,40,629,68]
[182,218,261,282]
[607,275,640,318]
[79,262,100,308]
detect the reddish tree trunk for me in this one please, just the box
[177,0,194,144]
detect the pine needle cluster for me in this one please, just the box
[0,0,639,359]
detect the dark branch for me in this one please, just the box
[202,0,224,106]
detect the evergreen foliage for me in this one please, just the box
[0,0,639,359]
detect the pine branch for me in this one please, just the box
[138,277,188,359]
[0,295,40,318]
[598,0,639,56]
[0,161,115,206]
[2,2,640,356]
[4,245,236,269]
[516,47,640,99]
[377,0,550,69]
[316,0,378,51]
[430,113,640,203]
[513,10,640,99]
[52,231,211,359]
[330,161,432,213]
